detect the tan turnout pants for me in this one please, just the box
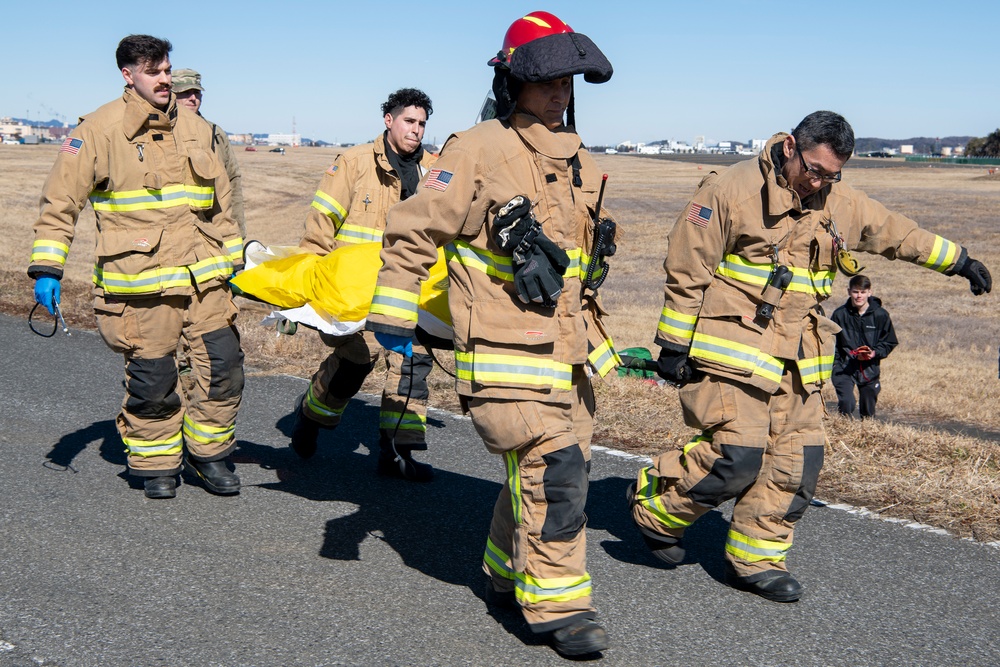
[632,364,825,577]
[95,287,244,476]
[472,367,597,634]
[302,329,433,449]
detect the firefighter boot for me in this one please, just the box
[376,435,434,482]
[550,618,609,657]
[143,476,177,499]
[483,577,517,611]
[627,482,685,565]
[183,457,241,495]
[724,562,802,602]
[290,400,322,459]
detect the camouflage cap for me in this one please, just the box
[172,68,204,93]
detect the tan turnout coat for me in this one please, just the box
[300,133,436,255]
[367,113,618,404]
[28,88,240,298]
[657,132,966,394]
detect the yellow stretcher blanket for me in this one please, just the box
[231,242,451,338]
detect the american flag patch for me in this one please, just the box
[60,137,84,155]
[326,164,338,175]
[686,203,712,227]
[424,168,453,192]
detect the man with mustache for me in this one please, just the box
[29,35,245,500]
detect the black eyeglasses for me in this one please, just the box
[796,147,842,183]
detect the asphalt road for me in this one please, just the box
[1,313,996,667]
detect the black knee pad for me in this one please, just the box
[784,445,825,523]
[540,443,588,542]
[203,325,245,400]
[125,356,181,419]
[686,444,763,507]
[329,358,377,399]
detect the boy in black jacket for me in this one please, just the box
[831,275,899,418]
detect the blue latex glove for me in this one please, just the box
[375,332,413,358]
[34,276,61,315]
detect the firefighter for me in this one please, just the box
[628,110,991,602]
[288,88,440,482]
[172,68,246,237]
[29,35,245,500]
[366,11,616,657]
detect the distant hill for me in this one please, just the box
[855,136,972,154]
[640,136,974,155]
[10,117,71,128]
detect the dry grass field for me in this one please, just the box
[2,144,998,542]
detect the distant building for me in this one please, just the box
[267,132,301,147]
[900,145,914,154]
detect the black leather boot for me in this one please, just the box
[550,618,609,657]
[143,476,177,499]
[376,436,433,482]
[290,402,322,459]
[724,562,803,602]
[183,457,240,495]
[483,577,517,611]
[627,483,685,564]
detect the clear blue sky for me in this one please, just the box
[3,1,997,147]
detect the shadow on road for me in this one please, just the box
[588,475,731,583]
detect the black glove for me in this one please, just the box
[492,195,534,251]
[656,347,697,386]
[958,257,992,295]
[513,236,570,307]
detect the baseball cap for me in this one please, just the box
[172,68,204,93]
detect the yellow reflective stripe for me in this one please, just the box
[922,235,958,273]
[658,307,697,340]
[189,256,235,282]
[90,185,214,212]
[122,432,183,458]
[445,241,514,281]
[92,255,233,294]
[690,332,784,384]
[797,355,833,384]
[516,571,592,605]
[182,414,235,445]
[637,466,692,530]
[305,384,346,419]
[483,536,514,580]
[589,337,621,378]
[31,239,70,265]
[378,410,426,432]
[445,240,587,282]
[335,223,383,244]
[725,528,791,562]
[716,254,834,296]
[455,351,573,390]
[682,434,711,459]
[310,189,347,223]
[225,237,244,263]
[504,450,522,524]
[370,285,420,322]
